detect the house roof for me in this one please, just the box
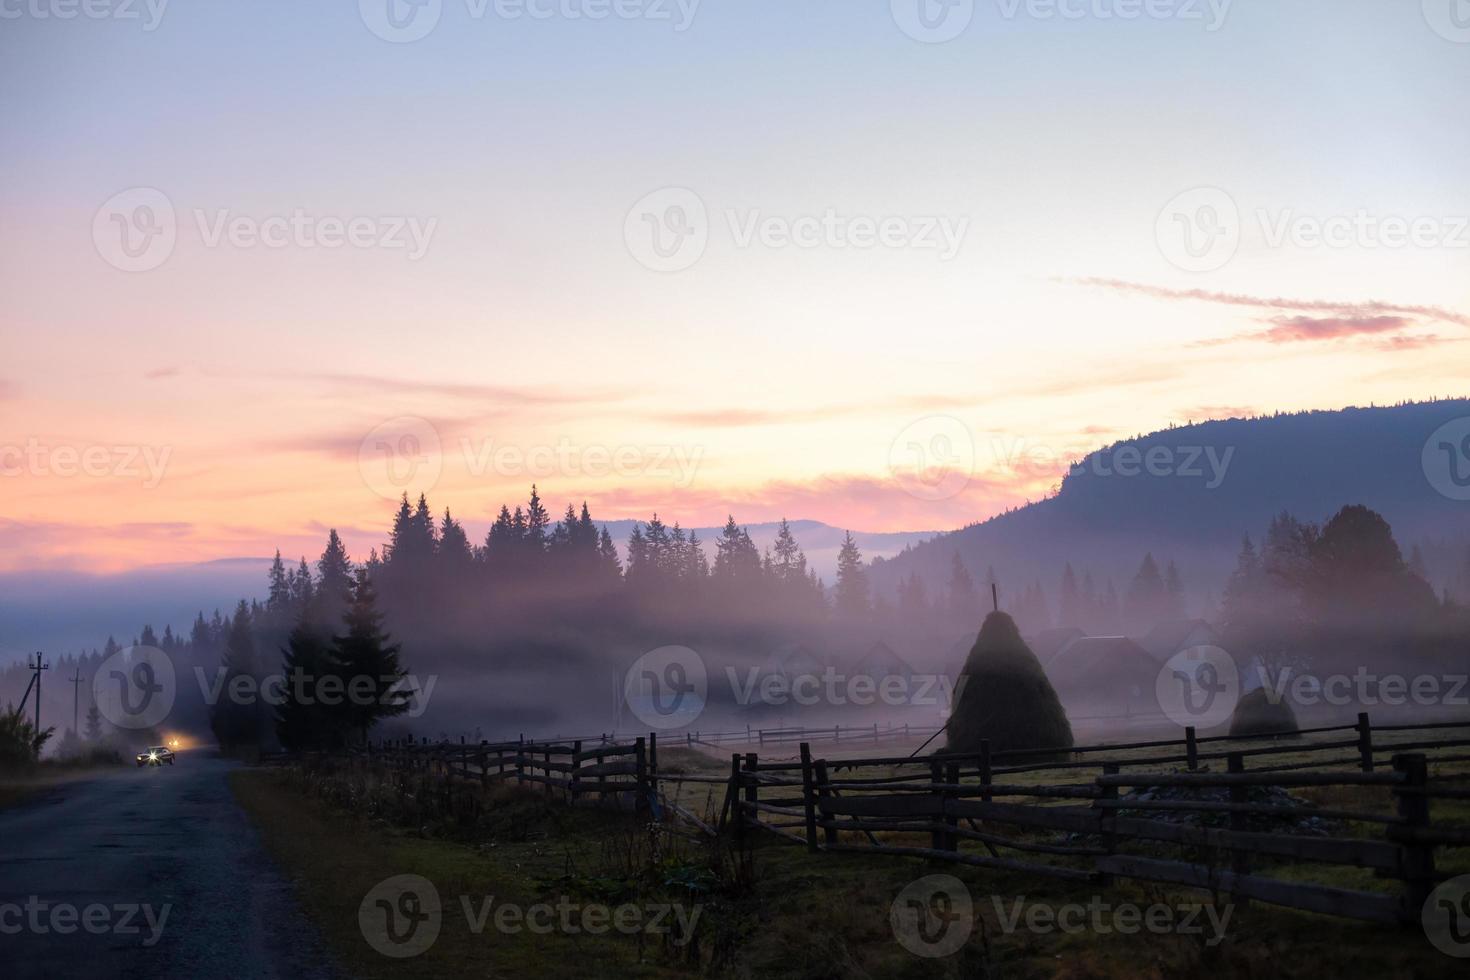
[1026,627,1086,664]
[1134,619,1219,663]
[1044,635,1157,683]
[854,640,915,676]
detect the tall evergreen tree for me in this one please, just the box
[835,531,869,617]
[333,568,412,743]
[947,553,979,626]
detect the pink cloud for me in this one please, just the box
[1260,315,1411,343]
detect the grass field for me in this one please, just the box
[232,741,1468,979]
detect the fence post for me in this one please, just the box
[929,760,944,850]
[1357,712,1374,772]
[1393,753,1434,914]
[799,743,818,852]
[478,740,488,791]
[544,744,553,797]
[570,740,582,804]
[979,739,993,804]
[720,754,741,838]
[1095,761,1120,885]
[815,759,836,847]
[648,732,658,807]
[634,737,649,815]
[1185,726,1198,771]
[743,752,759,836]
[515,735,525,788]
[943,760,960,852]
[1227,752,1250,908]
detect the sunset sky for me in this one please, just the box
[2,1,1468,572]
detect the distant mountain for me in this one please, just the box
[870,399,1470,613]
[0,524,937,662]
[0,557,276,664]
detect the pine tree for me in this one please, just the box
[438,509,474,579]
[275,620,339,750]
[211,600,261,750]
[835,531,869,617]
[1164,560,1186,620]
[1058,563,1083,628]
[1123,553,1167,633]
[267,550,291,614]
[83,703,103,741]
[524,485,550,555]
[290,557,314,613]
[947,553,979,626]
[315,529,355,625]
[333,568,412,743]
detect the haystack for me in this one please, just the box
[945,611,1073,755]
[1228,687,1298,737]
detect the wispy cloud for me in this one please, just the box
[1071,278,1470,329]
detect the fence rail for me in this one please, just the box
[722,713,1470,925]
[260,712,1470,924]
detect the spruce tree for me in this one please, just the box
[83,703,103,741]
[947,553,979,626]
[275,620,339,750]
[835,531,869,617]
[333,568,412,743]
[211,600,261,751]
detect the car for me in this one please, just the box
[136,746,175,767]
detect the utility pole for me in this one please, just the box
[20,653,50,733]
[70,668,84,735]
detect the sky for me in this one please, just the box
[1,0,1468,573]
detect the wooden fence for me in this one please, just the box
[721,713,1470,925]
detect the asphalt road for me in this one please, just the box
[0,754,340,979]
